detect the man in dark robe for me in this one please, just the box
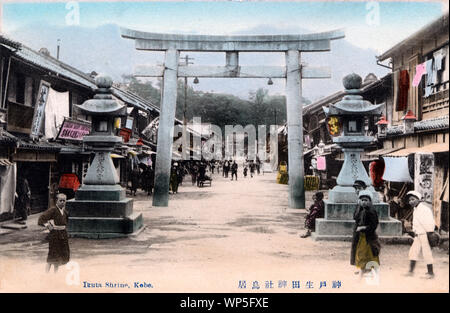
[38,193,70,273]
[170,165,179,194]
[130,168,140,196]
[351,190,381,278]
[224,161,230,178]
[197,163,206,187]
[142,165,154,195]
[256,157,261,175]
[15,177,31,224]
[191,163,198,186]
[231,161,238,181]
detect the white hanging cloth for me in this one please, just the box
[44,87,69,139]
[0,163,17,214]
[382,156,413,182]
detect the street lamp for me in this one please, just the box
[267,78,273,85]
[193,77,199,84]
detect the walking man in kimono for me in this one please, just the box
[404,190,436,279]
[38,193,70,273]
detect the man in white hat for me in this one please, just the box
[404,190,436,279]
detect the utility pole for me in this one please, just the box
[273,108,278,126]
[57,39,61,60]
[180,55,194,160]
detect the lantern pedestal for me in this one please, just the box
[68,181,144,238]
[313,205,403,241]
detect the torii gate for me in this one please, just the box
[121,28,344,208]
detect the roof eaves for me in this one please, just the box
[0,34,21,50]
[303,90,345,114]
[13,45,97,90]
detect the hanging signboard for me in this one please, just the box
[56,118,91,141]
[30,80,51,138]
[415,152,434,204]
[326,116,342,137]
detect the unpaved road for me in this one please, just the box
[0,172,448,293]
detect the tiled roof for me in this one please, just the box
[0,129,18,145]
[0,34,21,49]
[385,115,448,137]
[386,126,403,135]
[3,36,158,113]
[303,73,391,115]
[18,140,64,151]
[13,45,97,89]
[111,87,159,113]
[414,116,449,131]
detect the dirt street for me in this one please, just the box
[0,172,448,293]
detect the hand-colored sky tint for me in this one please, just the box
[2,1,445,53]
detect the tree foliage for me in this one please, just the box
[126,78,312,131]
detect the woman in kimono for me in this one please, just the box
[38,193,70,273]
[351,190,381,278]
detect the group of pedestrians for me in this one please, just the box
[129,164,155,196]
[187,161,212,187]
[243,159,261,178]
[301,179,438,280]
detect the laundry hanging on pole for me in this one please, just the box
[412,62,426,87]
[382,156,413,183]
[396,70,409,111]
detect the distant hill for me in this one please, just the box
[8,22,389,102]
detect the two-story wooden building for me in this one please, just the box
[0,34,159,220]
[375,12,449,232]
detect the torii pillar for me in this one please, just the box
[121,28,345,208]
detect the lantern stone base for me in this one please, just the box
[67,213,143,239]
[327,186,381,204]
[312,200,402,241]
[67,184,143,239]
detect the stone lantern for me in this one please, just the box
[376,115,389,138]
[313,73,402,240]
[67,75,143,238]
[402,110,417,135]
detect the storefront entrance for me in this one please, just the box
[16,162,50,214]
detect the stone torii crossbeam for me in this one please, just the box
[121,28,345,208]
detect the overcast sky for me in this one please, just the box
[2,1,445,53]
[1,1,447,101]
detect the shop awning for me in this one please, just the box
[385,143,449,157]
[416,142,448,153]
[366,146,404,156]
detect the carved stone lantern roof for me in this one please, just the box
[323,73,383,116]
[77,75,127,117]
